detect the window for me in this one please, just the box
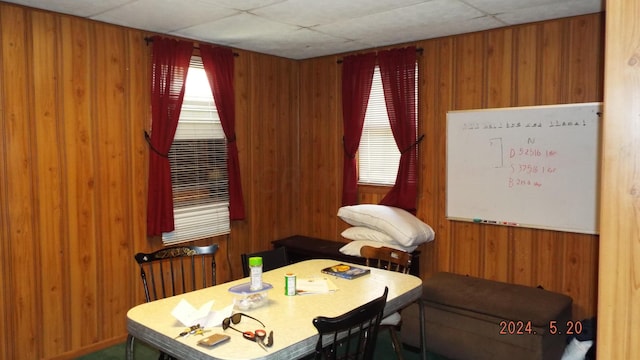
[358,65,417,185]
[162,56,229,245]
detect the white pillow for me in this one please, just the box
[341,226,400,245]
[337,204,435,247]
[339,240,417,257]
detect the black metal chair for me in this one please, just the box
[240,246,289,277]
[126,244,219,360]
[312,287,388,360]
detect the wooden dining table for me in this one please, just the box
[126,258,423,360]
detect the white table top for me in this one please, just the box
[127,258,423,360]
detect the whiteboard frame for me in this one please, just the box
[446,102,602,234]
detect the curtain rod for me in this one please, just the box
[144,36,239,57]
[336,47,423,64]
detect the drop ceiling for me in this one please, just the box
[3,0,603,59]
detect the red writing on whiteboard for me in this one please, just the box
[508,177,543,188]
[511,164,558,175]
[509,147,559,158]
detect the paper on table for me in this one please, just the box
[171,299,234,328]
[296,277,338,295]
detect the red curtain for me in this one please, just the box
[200,45,245,220]
[341,52,377,206]
[378,46,419,213]
[146,36,193,236]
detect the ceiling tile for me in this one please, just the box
[207,0,286,11]
[1,0,604,59]
[463,0,561,13]
[252,0,428,27]
[175,12,299,45]
[234,28,372,59]
[316,0,492,43]
[359,15,504,48]
[4,0,132,17]
[92,0,239,33]
[493,0,604,25]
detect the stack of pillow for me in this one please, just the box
[337,204,435,256]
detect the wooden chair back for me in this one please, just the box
[312,287,388,360]
[134,244,219,302]
[360,246,412,274]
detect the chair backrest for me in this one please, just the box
[134,244,219,302]
[359,246,412,274]
[240,246,289,277]
[312,287,388,360]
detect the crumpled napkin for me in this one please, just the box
[171,299,234,327]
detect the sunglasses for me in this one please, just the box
[222,313,273,350]
[222,313,265,328]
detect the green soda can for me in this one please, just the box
[285,273,296,296]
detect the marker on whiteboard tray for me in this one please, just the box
[473,218,497,224]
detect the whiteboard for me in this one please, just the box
[446,102,601,234]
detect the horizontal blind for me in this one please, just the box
[359,66,400,185]
[163,56,230,245]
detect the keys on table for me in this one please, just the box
[175,324,211,339]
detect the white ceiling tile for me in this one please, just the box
[236,28,369,58]
[463,0,560,13]
[1,0,603,59]
[361,15,504,47]
[494,0,604,25]
[4,0,132,17]
[92,0,240,33]
[175,12,299,45]
[207,0,286,11]
[316,0,489,41]
[252,0,428,27]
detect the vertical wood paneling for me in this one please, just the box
[431,38,454,273]
[567,16,604,102]
[31,11,67,357]
[1,5,39,359]
[514,24,538,105]
[244,52,298,253]
[416,41,440,273]
[0,7,7,355]
[230,49,252,274]
[450,33,485,277]
[598,0,640,357]
[482,29,513,281]
[539,21,567,103]
[93,23,133,340]
[298,57,341,240]
[59,16,100,350]
[126,31,151,307]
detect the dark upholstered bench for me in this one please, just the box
[400,272,573,360]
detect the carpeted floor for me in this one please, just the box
[77,331,448,359]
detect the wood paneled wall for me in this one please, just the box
[296,14,604,322]
[0,1,605,358]
[597,0,640,358]
[0,3,299,359]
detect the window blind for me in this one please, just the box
[163,56,230,245]
[359,66,401,185]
